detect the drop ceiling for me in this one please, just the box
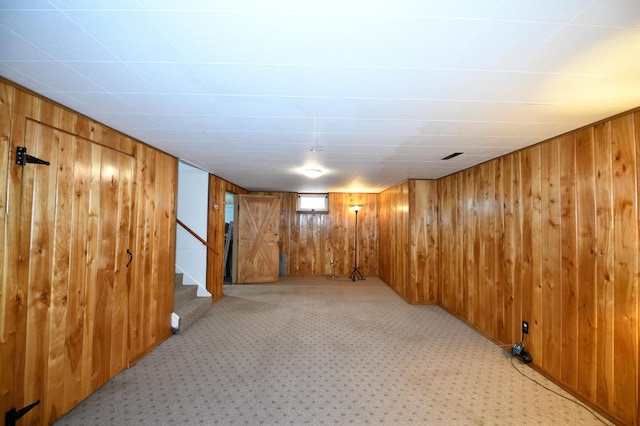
[1,0,639,193]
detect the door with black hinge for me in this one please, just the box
[9,119,133,425]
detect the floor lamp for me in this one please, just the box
[349,205,365,281]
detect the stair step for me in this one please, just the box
[174,272,184,287]
[174,284,198,307]
[173,272,210,333]
[174,296,211,333]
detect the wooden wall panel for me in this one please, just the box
[559,133,578,388]
[437,108,640,425]
[408,180,438,304]
[252,192,378,278]
[129,145,177,364]
[610,114,638,423]
[207,174,247,299]
[1,79,178,425]
[379,182,408,298]
[575,127,597,400]
[541,137,561,378]
[439,176,453,311]
[379,180,437,304]
[594,119,615,411]
[0,81,14,420]
[500,155,515,344]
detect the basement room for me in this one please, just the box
[1,1,639,425]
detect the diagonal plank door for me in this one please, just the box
[236,195,280,283]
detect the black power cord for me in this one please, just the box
[509,356,609,425]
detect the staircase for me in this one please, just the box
[173,273,211,333]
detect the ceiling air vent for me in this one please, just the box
[441,152,463,160]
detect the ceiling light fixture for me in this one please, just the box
[304,168,323,178]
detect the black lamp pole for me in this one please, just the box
[349,206,365,281]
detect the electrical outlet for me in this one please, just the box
[522,321,529,335]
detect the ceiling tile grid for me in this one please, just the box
[1,0,639,192]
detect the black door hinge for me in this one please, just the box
[16,147,50,166]
[5,400,40,426]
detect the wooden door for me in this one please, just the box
[236,195,280,283]
[12,120,133,425]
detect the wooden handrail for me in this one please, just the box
[176,218,219,256]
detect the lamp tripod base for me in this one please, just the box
[349,266,365,282]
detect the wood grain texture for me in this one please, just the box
[1,80,178,425]
[2,79,639,426]
[249,192,379,278]
[437,109,640,425]
[541,138,562,378]
[0,80,14,419]
[559,133,578,388]
[129,144,177,364]
[207,174,247,299]
[379,180,437,304]
[379,182,408,298]
[575,127,597,400]
[610,114,638,423]
[237,195,281,283]
[408,180,438,304]
[594,119,615,411]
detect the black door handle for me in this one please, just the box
[126,249,133,267]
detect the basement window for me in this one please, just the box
[297,193,329,213]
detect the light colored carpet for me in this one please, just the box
[55,277,611,425]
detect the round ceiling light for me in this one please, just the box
[303,168,323,178]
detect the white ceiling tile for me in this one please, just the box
[0,0,54,10]
[490,0,591,22]
[64,61,156,93]
[165,94,317,118]
[185,115,313,133]
[2,1,639,192]
[149,11,318,64]
[112,93,179,115]
[515,25,640,74]
[0,64,57,94]
[126,62,210,94]
[138,0,313,14]
[50,0,143,10]
[319,0,504,19]
[0,26,53,61]
[571,0,640,27]
[65,11,182,62]
[57,91,132,115]
[0,10,118,61]
[2,61,105,92]
[316,16,482,68]
[459,20,565,70]
[191,63,317,96]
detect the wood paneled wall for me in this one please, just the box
[128,144,177,363]
[0,80,177,425]
[249,192,378,277]
[379,181,409,298]
[0,80,14,424]
[438,110,640,425]
[207,173,247,300]
[379,180,438,304]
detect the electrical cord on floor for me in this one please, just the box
[509,355,609,426]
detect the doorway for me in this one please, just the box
[223,192,236,283]
[11,120,134,424]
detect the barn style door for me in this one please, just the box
[11,120,133,425]
[236,195,280,283]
